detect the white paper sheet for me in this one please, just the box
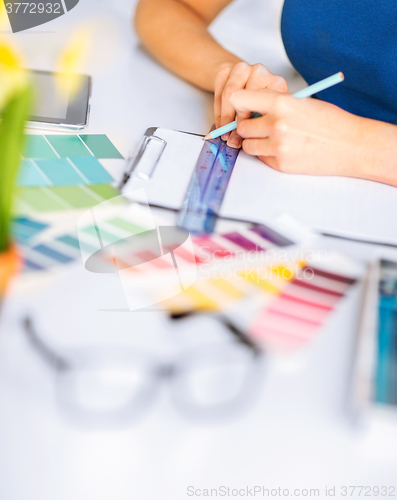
[222,152,397,244]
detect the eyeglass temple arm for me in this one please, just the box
[218,316,261,355]
[170,311,261,355]
[22,317,71,372]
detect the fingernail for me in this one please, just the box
[221,133,230,141]
[227,135,242,149]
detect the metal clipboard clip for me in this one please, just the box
[119,127,167,188]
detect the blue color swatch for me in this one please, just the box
[69,157,113,184]
[12,217,48,243]
[17,157,114,187]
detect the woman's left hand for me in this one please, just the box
[230,89,366,177]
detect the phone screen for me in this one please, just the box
[30,71,70,120]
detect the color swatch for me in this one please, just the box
[22,234,82,271]
[78,135,124,159]
[155,228,359,353]
[16,184,123,213]
[22,134,123,160]
[45,135,92,158]
[12,217,48,244]
[375,259,397,405]
[24,135,58,159]
[18,157,113,187]
[250,267,356,352]
[163,258,357,353]
[18,134,123,188]
[16,206,154,273]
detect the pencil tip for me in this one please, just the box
[204,133,212,141]
[339,72,345,81]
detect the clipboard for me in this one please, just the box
[119,127,214,212]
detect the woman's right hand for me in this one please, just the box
[214,62,288,148]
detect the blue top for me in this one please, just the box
[281,0,397,124]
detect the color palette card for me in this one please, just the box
[18,134,124,188]
[109,219,360,354]
[15,184,124,214]
[163,251,360,354]
[13,212,81,273]
[81,215,295,281]
[78,213,302,316]
[21,233,82,272]
[12,217,49,244]
[249,260,358,353]
[374,259,397,406]
[17,157,114,188]
[16,201,155,274]
[22,134,124,160]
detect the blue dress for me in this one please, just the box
[281,0,397,124]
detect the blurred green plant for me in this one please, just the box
[0,41,31,253]
[0,87,32,252]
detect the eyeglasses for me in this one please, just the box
[22,316,264,426]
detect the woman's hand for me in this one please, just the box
[214,62,288,147]
[230,88,368,178]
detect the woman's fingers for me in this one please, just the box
[214,65,233,129]
[226,65,273,148]
[231,67,288,129]
[227,130,242,148]
[246,64,288,93]
[219,62,252,139]
[213,62,289,147]
[237,115,271,138]
[258,156,279,170]
[230,88,289,115]
[242,138,275,157]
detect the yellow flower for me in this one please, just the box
[0,1,8,30]
[0,40,22,69]
[57,24,93,98]
[0,40,28,110]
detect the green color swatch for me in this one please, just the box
[89,184,121,200]
[109,217,145,234]
[17,187,65,211]
[83,225,119,244]
[50,185,101,208]
[57,235,81,249]
[23,135,58,159]
[16,184,122,213]
[79,134,124,159]
[23,134,123,161]
[45,135,91,158]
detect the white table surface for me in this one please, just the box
[1,1,397,499]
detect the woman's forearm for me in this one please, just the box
[355,117,397,187]
[134,0,242,91]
